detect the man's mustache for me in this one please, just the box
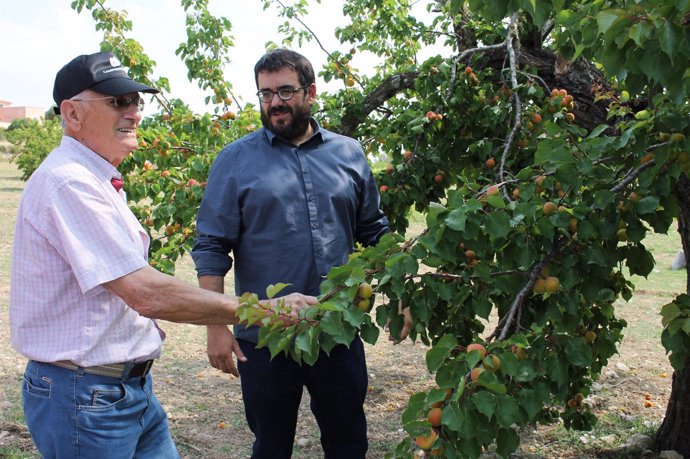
[269,106,291,115]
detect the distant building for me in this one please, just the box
[0,100,45,128]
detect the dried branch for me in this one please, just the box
[498,13,523,200]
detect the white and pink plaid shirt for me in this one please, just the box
[10,136,162,366]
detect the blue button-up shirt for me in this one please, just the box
[192,120,389,342]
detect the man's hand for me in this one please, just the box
[388,300,413,344]
[207,325,245,377]
[265,292,319,319]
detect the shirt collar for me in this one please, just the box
[61,135,121,182]
[265,118,325,146]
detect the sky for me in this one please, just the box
[0,0,354,116]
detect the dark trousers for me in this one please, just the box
[237,335,368,459]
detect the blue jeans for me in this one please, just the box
[21,360,179,459]
[237,335,368,459]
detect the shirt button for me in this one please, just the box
[311,223,318,229]
[303,169,309,174]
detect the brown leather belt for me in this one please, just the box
[49,359,154,379]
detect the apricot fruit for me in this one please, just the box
[543,201,558,216]
[470,366,485,382]
[543,276,560,293]
[427,407,442,427]
[414,429,438,449]
[357,282,374,299]
[466,343,487,358]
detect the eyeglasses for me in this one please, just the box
[70,95,145,111]
[256,86,309,103]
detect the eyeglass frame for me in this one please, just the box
[256,85,311,103]
[70,94,145,111]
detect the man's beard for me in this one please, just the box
[260,103,311,140]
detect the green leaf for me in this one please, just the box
[295,328,313,355]
[266,283,290,299]
[628,21,653,47]
[518,388,544,420]
[597,9,626,36]
[485,211,511,240]
[659,20,683,62]
[320,311,344,335]
[546,356,568,386]
[472,391,496,420]
[592,190,616,210]
[426,334,458,372]
[636,196,659,215]
[625,244,655,277]
[443,401,465,433]
[661,302,683,328]
[360,320,380,344]
[486,192,507,209]
[444,207,467,231]
[495,395,520,428]
[496,427,521,457]
[562,337,593,367]
[535,139,574,166]
[638,44,671,84]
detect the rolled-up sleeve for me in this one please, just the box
[191,148,239,277]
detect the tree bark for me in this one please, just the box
[656,174,690,456]
[657,356,690,456]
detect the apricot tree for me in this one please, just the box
[40,0,690,457]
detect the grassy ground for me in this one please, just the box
[0,158,684,458]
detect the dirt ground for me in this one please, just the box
[0,156,681,457]
[0,287,677,459]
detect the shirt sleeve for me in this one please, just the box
[191,148,238,277]
[355,154,390,247]
[43,179,148,294]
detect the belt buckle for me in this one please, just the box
[127,360,153,379]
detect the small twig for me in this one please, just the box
[516,70,550,92]
[610,159,656,193]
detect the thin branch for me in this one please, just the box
[487,236,567,342]
[611,159,656,193]
[498,13,523,199]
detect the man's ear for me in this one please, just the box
[307,83,317,103]
[60,100,82,131]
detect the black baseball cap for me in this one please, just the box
[53,51,159,114]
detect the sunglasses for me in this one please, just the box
[70,95,145,111]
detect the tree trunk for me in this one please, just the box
[656,355,690,455]
[656,174,690,456]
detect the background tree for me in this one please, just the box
[11,0,690,457]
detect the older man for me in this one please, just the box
[10,51,316,459]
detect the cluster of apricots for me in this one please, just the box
[464,65,480,85]
[566,392,585,410]
[425,110,444,121]
[533,266,561,295]
[354,282,374,312]
[412,342,532,453]
[457,242,480,268]
[548,87,576,123]
[467,343,502,383]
